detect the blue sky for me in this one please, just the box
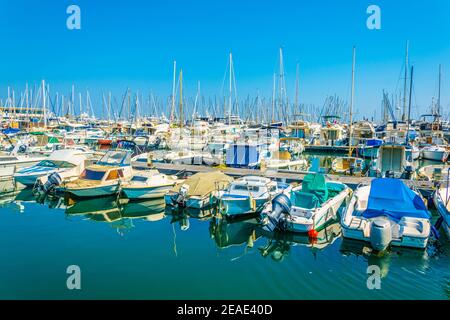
[0,0,449,119]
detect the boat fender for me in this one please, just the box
[369,218,392,251]
[308,229,318,239]
[432,217,443,239]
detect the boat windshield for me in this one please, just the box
[36,160,75,168]
[97,151,131,166]
[82,169,105,181]
[131,176,148,182]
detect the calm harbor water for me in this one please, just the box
[0,184,449,300]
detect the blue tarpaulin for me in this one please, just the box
[363,178,431,221]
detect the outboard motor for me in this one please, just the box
[263,193,291,232]
[370,218,392,251]
[41,172,63,193]
[403,165,413,180]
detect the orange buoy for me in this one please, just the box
[308,229,318,239]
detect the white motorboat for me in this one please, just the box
[14,149,87,188]
[120,169,181,200]
[217,176,288,217]
[341,178,431,250]
[266,173,350,233]
[0,143,46,179]
[63,150,133,198]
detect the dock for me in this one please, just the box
[152,162,435,195]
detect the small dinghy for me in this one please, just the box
[263,173,350,233]
[341,178,431,250]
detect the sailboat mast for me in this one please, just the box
[438,64,442,117]
[170,60,177,124]
[348,46,356,157]
[229,52,233,125]
[179,69,183,129]
[295,63,299,116]
[42,79,47,128]
[402,40,409,121]
[406,66,414,144]
[271,73,276,123]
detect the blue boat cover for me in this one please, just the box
[362,178,431,221]
[366,139,383,147]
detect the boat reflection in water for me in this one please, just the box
[259,222,342,262]
[64,195,166,234]
[209,217,261,249]
[339,237,431,279]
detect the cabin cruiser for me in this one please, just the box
[14,149,87,188]
[217,176,289,217]
[120,170,181,200]
[63,150,133,198]
[263,173,350,233]
[165,171,233,209]
[0,143,46,178]
[341,178,431,250]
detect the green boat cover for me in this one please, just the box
[291,173,329,209]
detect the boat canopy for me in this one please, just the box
[226,144,260,168]
[172,172,233,197]
[291,173,328,209]
[362,178,431,221]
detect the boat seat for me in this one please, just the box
[349,217,370,237]
[355,198,368,212]
[399,218,429,237]
[291,191,319,209]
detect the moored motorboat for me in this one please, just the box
[217,176,289,217]
[165,171,233,209]
[264,173,350,233]
[341,178,431,250]
[14,149,87,187]
[331,156,366,175]
[63,150,133,198]
[120,169,181,200]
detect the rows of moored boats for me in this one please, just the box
[1,141,449,253]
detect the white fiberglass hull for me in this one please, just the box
[66,184,119,198]
[122,185,173,200]
[283,189,348,232]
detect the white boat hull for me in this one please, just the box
[66,184,119,198]
[122,185,173,199]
